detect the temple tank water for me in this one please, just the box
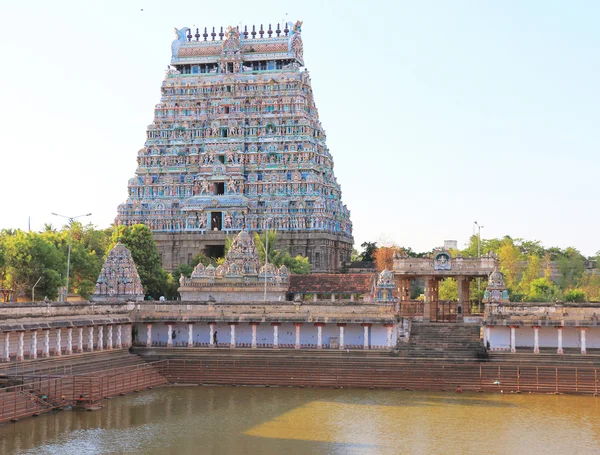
[1,387,599,454]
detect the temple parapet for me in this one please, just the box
[393,250,498,277]
[485,302,600,327]
[171,22,304,66]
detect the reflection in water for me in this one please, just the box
[0,387,598,455]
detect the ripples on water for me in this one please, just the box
[0,387,599,455]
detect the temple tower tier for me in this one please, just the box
[115,21,353,272]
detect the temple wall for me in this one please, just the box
[154,231,352,273]
[132,321,393,348]
[178,289,287,302]
[489,326,600,350]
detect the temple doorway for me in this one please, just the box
[211,212,222,230]
[205,245,225,259]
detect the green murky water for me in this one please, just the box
[0,386,599,454]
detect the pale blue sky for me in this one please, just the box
[1,1,598,256]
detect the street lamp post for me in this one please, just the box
[263,217,273,303]
[52,212,92,302]
[474,221,484,313]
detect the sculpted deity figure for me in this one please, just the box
[224,212,233,229]
[200,179,210,195]
[171,27,190,61]
[227,177,237,194]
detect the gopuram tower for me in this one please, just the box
[116,22,353,272]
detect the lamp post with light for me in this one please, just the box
[52,212,92,302]
[474,221,484,312]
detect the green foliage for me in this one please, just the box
[564,289,585,303]
[0,230,64,300]
[171,253,213,280]
[253,230,310,274]
[525,277,560,302]
[410,285,424,300]
[397,246,429,258]
[111,224,171,299]
[360,242,377,262]
[283,254,311,274]
[518,255,542,294]
[438,278,458,301]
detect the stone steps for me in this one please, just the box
[397,322,483,359]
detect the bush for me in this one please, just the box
[564,289,585,303]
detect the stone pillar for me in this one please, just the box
[362,324,371,350]
[146,323,152,347]
[97,326,104,351]
[88,326,94,352]
[209,322,215,347]
[338,323,346,350]
[43,330,50,357]
[251,323,258,349]
[17,332,24,361]
[67,328,73,355]
[400,278,411,304]
[125,324,132,347]
[78,327,84,352]
[385,324,394,349]
[116,325,122,349]
[272,323,280,349]
[31,331,38,359]
[533,326,540,354]
[315,323,324,349]
[56,328,62,356]
[509,326,516,353]
[187,323,194,348]
[483,325,488,347]
[229,323,237,348]
[557,327,564,355]
[424,277,439,322]
[107,325,113,350]
[457,277,471,318]
[580,328,587,355]
[485,326,491,348]
[3,332,9,361]
[167,324,173,347]
[294,323,302,349]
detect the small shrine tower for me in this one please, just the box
[483,269,510,305]
[91,243,145,302]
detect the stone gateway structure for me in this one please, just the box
[115,21,353,272]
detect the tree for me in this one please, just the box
[555,247,586,289]
[172,253,212,279]
[518,255,542,295]
[253,230,310,274]
[1,230,63,300]
[580,272,600,302]
[360,242,377,262]
[497,239,520,290]
[438,278,458,301]
[372,246,399,272]
[526,277,559,302]
[111,224,171,299]
[564,289,585,303]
